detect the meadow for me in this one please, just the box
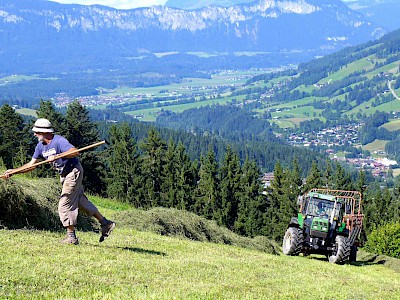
[381,119,400,131]
[1,195,400,300]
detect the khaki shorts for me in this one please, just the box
[58,162,99,227]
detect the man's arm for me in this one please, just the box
[60,147,79,158]
[47,147,79,162]
[2,157,41,179]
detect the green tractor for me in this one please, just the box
[282,189,364,264]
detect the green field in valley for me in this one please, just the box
[362,139,388,154]
[101,70,262,121]
[381,119,400,132]
[16,108,37,118]
[126,95,237,122]
[0,75,57,86]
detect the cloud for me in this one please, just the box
[50,0,167,9]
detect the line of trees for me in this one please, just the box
[1,100,400,253]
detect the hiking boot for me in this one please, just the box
[100,220,116,242]
[60,236,79,245]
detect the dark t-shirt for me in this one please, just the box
[33,135,79,175]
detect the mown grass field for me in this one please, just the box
[381,119,400,131]
[126,96,235,122]
[0,75,58,86]
[1,195,400,300]
[2,228,400,300]
[15,108,37,118]
[362,139,388,154]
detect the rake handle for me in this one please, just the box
[0,140,106,179]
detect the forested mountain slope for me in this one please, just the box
[244,28,400,120]
[149,28,400,171]
[156,106,278,142]
[228,29,400,144]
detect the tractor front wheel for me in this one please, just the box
[282,227,303,256]
[328,235,350,264]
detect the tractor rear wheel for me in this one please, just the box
[349,245,358,262]
[282,227,303,256]
[328,235,350,264]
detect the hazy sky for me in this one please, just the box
[50,0,168,9]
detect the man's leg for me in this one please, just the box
[77,193,116,242]
[67,163,116,243]
[58,169,81,245]
[60,225,79,245]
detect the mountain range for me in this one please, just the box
[0,0,385,74]
[165,0,255,10]
[164,0,400,32]
[345,0,400,31]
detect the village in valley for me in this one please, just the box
[285,122,398,178]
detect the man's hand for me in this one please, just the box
[47,155,57,162]
[3,169,14,179]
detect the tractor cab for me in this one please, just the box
[301,192,342,220]
[284,189,364,264]
[300,192,343,244]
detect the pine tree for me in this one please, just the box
[390,178,400,223]
[363,183,392,233]
[303,161,323,192]
[278,165,300,241]
[13,145,29,170]
[0,104,25,168]
[283,159,302,216]
[218,146,242,229]
[290,158,303,195]
[174,141,197,210]
[356,170,367,195]
[263,161,285,240]
[324,158,333,188]
[139,127,167,208]
[193,147,220,220]
[262,160,304,241]
[381,188,392,221]
[36,100,66,135]
[106,123,140,203]
[64,100,98,147]
[64,100,105,194]
[333,163,353,190]
[161,139,179,207]
[235,158,266,237]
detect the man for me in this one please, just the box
[3,118,115,245]
[317,201,328,218]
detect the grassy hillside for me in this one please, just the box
[247,32,400,130]
[1,222,400,299]
[2,176,400,299]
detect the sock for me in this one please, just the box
[67,230,77,240]
[100,217,108,226]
